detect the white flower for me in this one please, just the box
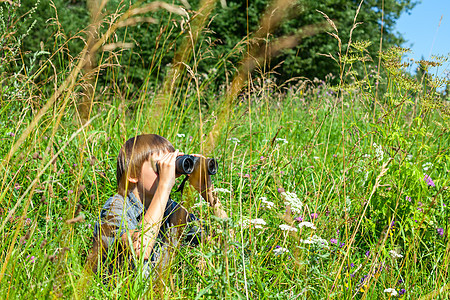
[279,224,298,232]
[300,235,329,248]
[228,137,240,144]
[313,156,320,160]
[422,162,433,171]
[373,143,384,162]
[389,250,403,259]
[260,197,275,209]
[273,247,289,256]
[363,154,371,158]
[384,288,398,297]
[406,154,413,161]
[176,133,185,138]
[281,192,303,214]
[298,222,316,230]
[275,138,288,144]
[215,188,231,193]
[249,218,267,229]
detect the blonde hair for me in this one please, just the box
[116,134,175,196]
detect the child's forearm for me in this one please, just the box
[130,185,172,260]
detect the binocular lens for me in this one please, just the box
[176,155,195,174]
[156,155,218,175]
[207,158,218,175]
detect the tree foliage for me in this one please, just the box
[5,0,418,89]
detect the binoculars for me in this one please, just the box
[156,155,218,175]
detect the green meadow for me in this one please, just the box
[1,0,449,298]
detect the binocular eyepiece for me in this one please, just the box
[156,155,218,175]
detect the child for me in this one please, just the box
[90,134,226,276]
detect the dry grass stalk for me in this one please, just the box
[205,0,330,155]
[148,0,215,134]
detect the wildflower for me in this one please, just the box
[406,154,413,161]
[14,183,21,190]
[260,156,265,160]
[310,213,318,220]
[8,132,15,137]
[424,174,435,187]
[384,288,398,297]
[68,190,73,195]
[298,221,316,230]
[273,247,289,256]
[422,162,433,171]
[313,156,319,160]
[176,133,185,138]
[406,196,411,202]
[260,197,275,209]
[330,238,337,244]
[294,216,303,222]
[281,191,303,214]
[399,289,406,296]
[333,154,337,158]
[249,218,267,229]
[373,143,384,162]
[365,251,370,257]
[279,224,298,232]
[350,263,355,268]
[228,137,240,144]
[275,138,288,144]
[215,188,231,193]
[301,235,329,248]
[437,228,444,236]
[277,187,285,193]
[389,250,403,259]
[339,242,345,248]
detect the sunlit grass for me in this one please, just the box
[1,0,450,299]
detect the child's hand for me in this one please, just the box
[157,150,182,191]
[188,154,213,195]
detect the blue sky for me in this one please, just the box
[395,0,450,78]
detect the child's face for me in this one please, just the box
[137,151,168,198]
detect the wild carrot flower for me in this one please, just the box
[281,191,303,214]
[389,250,403,259]
[424,174,435,187]
[301,235,329,248]
[176,133,185,137]
[384,288,398,296]
[273,247,289,256]
[298,221,316,230]
[260,197,274,209]
[279,224,298,232]
[249,219,267,229]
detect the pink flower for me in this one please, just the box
[310,213,318,220]
[277,187,285,193]
[424,174,435,187]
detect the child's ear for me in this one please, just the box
[128,176,138,183]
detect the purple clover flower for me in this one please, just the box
[424,174,435,187]
[277,187,285,193]
[294,217,303,222]
[330,238,337,244]
[406,196,412,202]
[437,228,444,236]
[310,213,318,220]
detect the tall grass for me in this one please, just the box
[1,0,450,299]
